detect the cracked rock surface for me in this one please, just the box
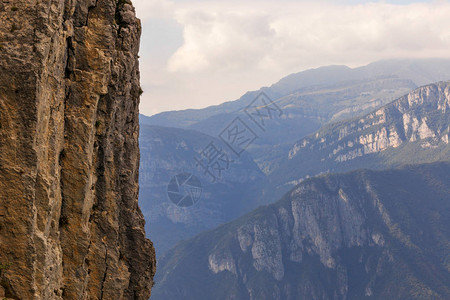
[0,0,155,299]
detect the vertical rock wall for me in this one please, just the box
[0,1,155,299]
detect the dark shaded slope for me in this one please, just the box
[153,162,450,300]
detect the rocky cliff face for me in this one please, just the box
[288,81,450,163]
[153,163,450,300]
[0,1,155,299]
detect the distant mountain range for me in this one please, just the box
[139,125,264,256]
[152,162,450,300]
[140,81,450,258]
[139,60,450,260]
[141,59,450,173]
[265,81,450,203]
[140,60,450,300]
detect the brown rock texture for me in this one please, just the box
[0,0,155,299]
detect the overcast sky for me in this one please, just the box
[132,0,450,116]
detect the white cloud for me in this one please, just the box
[133,0,175,20]
[168,8,276,72]
[168,1,450,73]
[133,0,450,115]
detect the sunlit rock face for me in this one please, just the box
[290,82,450,163]
[0,1,155,299]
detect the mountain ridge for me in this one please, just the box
[141,59,450,173]
[142,58,450,125]
[267,81,450,200]
[152,162,450,300]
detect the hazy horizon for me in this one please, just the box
[133,0,450,116]
[139,57,450,117]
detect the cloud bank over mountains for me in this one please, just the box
[134,0,450,115]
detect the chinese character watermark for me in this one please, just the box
[244,91,283,131]
[219,117,258,157]
[167,92,282,207]
[194,141,233,183]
